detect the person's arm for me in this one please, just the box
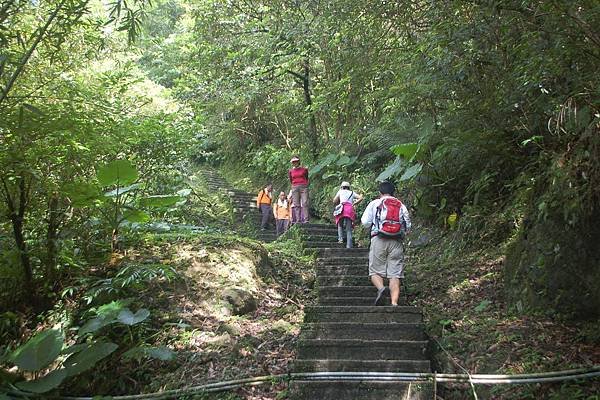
[303,167,309,183]
[256,190,263,208]
[360,201,374,228]
[273,204,278,218]
[353,193,364,205]
[333,191,340,205]
[401,203,411,232]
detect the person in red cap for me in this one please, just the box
[288,156,309,223]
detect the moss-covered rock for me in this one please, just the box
[221,287,258,315]
[505,208,600,319]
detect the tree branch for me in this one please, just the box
[0,0,69,106]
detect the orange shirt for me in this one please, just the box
[257,189,272,207]
[273,199,291,220]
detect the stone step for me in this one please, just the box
[317,275,372,287]
[298,227,339,235]
[232,199,258,205]
[316,257,369,265]
[257,234,277,241]
[202,177,228,183]
[307,248,370,257]
[304,241,348,248]
[233,206,260,213]
[222,189,254,196]
[317,286,379,298]
[300,322,427,341]
[298,223,335,229]
[305,306,422,324]
[204,182,230,188]
[319,296,394,306]
[227,193,256,199]
[316,265,368,276]
[292,358,431,373]
[304,235,340,242]
[297,339,428,360]
[290,381,432,400]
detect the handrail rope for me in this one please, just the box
[7,367,600,400]
[431,335,478,400]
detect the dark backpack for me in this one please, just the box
[374,197,406,239]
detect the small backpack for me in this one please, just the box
[374,197,406,239]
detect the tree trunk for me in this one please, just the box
[45,194,60,283]
[3,177,34,290]
[111,227,119,252]
[0,0,68,105]
[302,58,319,158]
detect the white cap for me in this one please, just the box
[341,181,350,188]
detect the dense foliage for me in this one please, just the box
[150,0,600,317]
[1,0,599,397]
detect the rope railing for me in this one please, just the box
[7,366,599,400]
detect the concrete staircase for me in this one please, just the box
[195,170,432,398]
[196,169,277,242]
[291,223,432,399]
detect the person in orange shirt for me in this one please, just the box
[256,184,273,231]
[273,191,291,236]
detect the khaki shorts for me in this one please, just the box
[368,235,405,279]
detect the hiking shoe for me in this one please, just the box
[338,239,344,244]
[374,287,388,306]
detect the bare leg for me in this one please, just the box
[389,277,400,306]
[371,274,384,290]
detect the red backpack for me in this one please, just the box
[374,197,406,239]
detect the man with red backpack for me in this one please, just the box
[360,181,411,306]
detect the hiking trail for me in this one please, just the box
[199,169,433,399]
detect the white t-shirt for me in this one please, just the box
[336,189,356,204]
[361,195,411,235]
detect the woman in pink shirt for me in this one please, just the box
[288,156,309,223]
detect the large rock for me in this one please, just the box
[222,288,258,315]
[505,207,600,319]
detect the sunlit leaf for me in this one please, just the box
[97,160,138,187]
[335,154,357,167]
[447,212,458,230]
[64,182,101,207]
[376,157,403,182]
[390,143,419,161]
[139,195,183,208]
[399,163,423,181]
[104,183,141,197]
[309,153,338,175]
[122,209,150,223]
